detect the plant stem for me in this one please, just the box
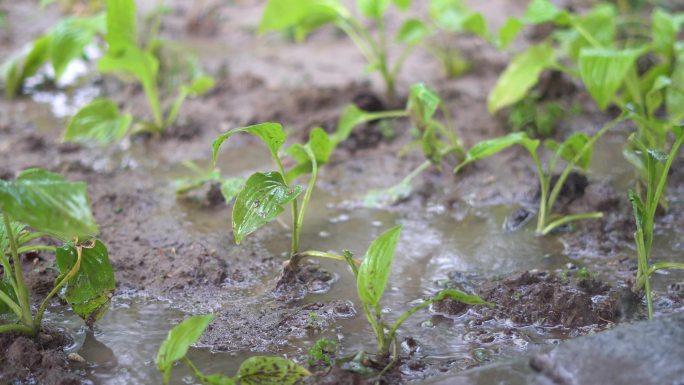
[540,212,603,235]
[34,245,82,328]
[294,155,318,256]
[3,212,32,331]
[649,262,684,275]
[165,89,189,128]
[16,245,56,254]
[143,81,164,131]
[532,152,549,234]
[0,323,35,334]
[387,298,436,344]
[182,357,208,384]
[0,289,22,319]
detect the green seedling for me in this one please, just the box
[173,161,246,204]
[455,113,626,235]
[0,169,114,336]
[157,314,310,385]
[260,0,431,102]
[308,338,338,367]
[628,127,684,320]
[1,13,105,98]
[337,226,490,378]
[69,0,214,140]
[508,93,568,138]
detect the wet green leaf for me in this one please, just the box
[578,48,642,111]
[51,14,105,80]
[544,132,592,170]
[396,19,430,44]
[236,356,310,385]
[156,314,214,385]
[455,132,540,173]
[287,128,332,180]
[232,172,302,244]
[221,177,247,204]
[183,75,215,95]
[488,43,555,113]
[0,169,98,240]
[357,225,403,307]
[64,99,132,145]
[212,123,286,165]
[357,0,390,19]
[434,289,493,307]
[55,240,115,325]
[105,0,137,54]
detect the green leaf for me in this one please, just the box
[392,0,411,10]
[50,15,105,80]
[22,35,52,82]
[0,169,98,240]
[237,356,310,385]
[566,5,616,61]
[645,75,671,118]
[220,177,246,204]
[174,168,221,195]
[429,0,468,31]
[232,172,302,244]
[212,123,286,165]
[455,132,539,173]
[578,48,642,111]
[651,8,677,60]
[461,12,490,40]
[357,225,402,307]
[98,45,159,93]
[357,0,390,19]
[203,375,236,385]
[667,46,684,121]
[434,289,493,307]
[259,0,345,40]
[544,132,592,170]
[396,19,430,44]
[55,240,115,325]
[496,18,524,49]
[287,128,332,180]
[523,0,568,25]
[487,43,556,113]
[156,314,214,385]
[332,105,377,145]
[0,219,24,256]
[105,0,137,54]
[0,278,18,318]
[183,75,215,96]
[2,35,51,98]
[408,83,441,123]
[64,99,132,145]
[628,190,645,233]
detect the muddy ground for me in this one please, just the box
[1,0,684,384]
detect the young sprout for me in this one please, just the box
[156,314,310,385]
[340,226,490,378]
[64,0,215,143]
[628,126,684,320]
[0,169,114,336]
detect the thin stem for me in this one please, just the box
[387,298,436,343]
[16,245,56,254]
[34,245,82,328]
[649,262,684,275]
[16,231,52,245]
[294,155,318,255]
[572,21,603,49]
[165,89,189,128]
[375,333,399,385]
[0,323,35,334]
[3,212,32,329]
[143,81,164,132]
[363,110,409,121]
[182,357,208,384]
[336,19,376,66]
[363,302,383,355]
[540,212,603,235]
[0,289,22,319]
[635,229,653,319]
[532,152,549,234]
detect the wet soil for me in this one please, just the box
[1,0,684,384]
[0,331,79,385]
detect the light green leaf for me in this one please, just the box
[488,43,556,113]
[55,240,115,325]
[105,0,137,54]
[651,8,677,60]
[287,127,332,180]
[396,19,430,44]
[232,172,302,244]
[461,12,490,40]
[667,46,684,121]
[0,169,98,240]
[496,17,524,49]
[332,105,375,145]
[544,132,592,170]
[455,132,539,173]
[259,0,345,39]
[237,356,310,385]
[2,35,51,98]
[220,177,246,204]
[212,123,286,165]
[566,5,615,61]
[523,0,567,25]
[357,0,390,19]
[156,314,214,385]
[183,75,215,96]
[578,48,642,111]
[64,99,132,145]
[408,83,440,122]
[22,35,52,82]
[51,15,105,80]
[357,225,402,307]
[98,45,159,92]
[429,0,468,31]
[645,75,671,118]
[434,289,493,306]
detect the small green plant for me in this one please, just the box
[0,169,115,336]
[308,338,337,366]
[339,226,490,377]
[1,13,105,98]
[508,93,567,138]
[156,314,310,385]
[628,126,684,320]
[259,0,431,102]
[454,112,626,235]
[69,0,214,140]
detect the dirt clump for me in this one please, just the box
[0,332,81,385]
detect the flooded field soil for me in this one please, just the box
[1,0,684,384]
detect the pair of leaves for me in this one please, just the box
[55,240,115,325]
[0,169,98,240]
[157,314,309,385]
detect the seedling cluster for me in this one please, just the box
[1,0,683,383]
